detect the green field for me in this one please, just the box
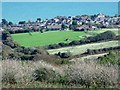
[11,31,87,47]
[11,29,118,47]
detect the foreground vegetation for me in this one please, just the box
[99,50,120,65]
[1,57,119,88]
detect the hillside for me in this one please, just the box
[1,28,119,88]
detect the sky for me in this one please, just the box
[1,0,120,2]
[0,0,119,22]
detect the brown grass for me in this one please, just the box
[1,59,119,88]
[65,60,119,88]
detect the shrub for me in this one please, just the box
[33,68,59,83]
[15,46,24,52]
[54,75,68,85]
[64,60,119,88]
[87,31,116,42]
[57,52,71,58]
[2,60,33,84]
[99,51,120,65]
[83,46,120,56]
[2,31,11,40]
[48,44,61,49]
[20,55,34,60]
[2,71,17,84]
[69,40,80,46]
[58,43,67,47]
[55,59,71,65]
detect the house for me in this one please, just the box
[75,25,89,31]
[91,26,97,30]
[9,27,23,31]
[47,24,62,30]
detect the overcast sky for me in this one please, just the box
[1,0,120,2]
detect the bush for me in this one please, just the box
[20,55,34,60]
[33,68,58,83]
[15,46,24,52]
[55,59,71,65]
[54,75,68,85]
[57,52,71,58]
[69,40,80,46]
[99,50,120,65]
[48,44,61,49]
[2,60,33,85]
[79,39,87,45]
[83,46,120,56]
[58,43,67,47]
[2,31,11,40]
[87,31,116,42]
[2,72,17,84]
[64,60,119,88]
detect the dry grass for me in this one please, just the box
[65,60,119,88]
[1,59,119,88]
[48,40,119,55]
[1,60,64,88]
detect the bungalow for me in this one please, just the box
[91,26,97,30]
[75,25,89,31]
[9,27,23,31]
[47,24,62,30]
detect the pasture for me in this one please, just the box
[11,31,87,47]
[11,29,118,47]
[47,40,119,55]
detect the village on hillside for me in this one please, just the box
[1,13,120,33]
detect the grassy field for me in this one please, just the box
[48,40,119,55]
[11,29,118,47]
[12,31,87,47]
[87,28,119,35]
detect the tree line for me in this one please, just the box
[47,31,117,49]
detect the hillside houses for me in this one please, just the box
[75,25,97,31]
[47,24,62,30]
[1,13,120,33]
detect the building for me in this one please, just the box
[47,24,62,30]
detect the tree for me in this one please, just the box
[72,20,77,25]
[61,24,66,30]
[2,31,10,40]
[8,22,13,26]
[19,21,26,24]
[69,20,78,30]
[40,30,43,33]
[37,18,41,22]
[39,28,43,33]
[2,19,8,25]
[69,24,74,30]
